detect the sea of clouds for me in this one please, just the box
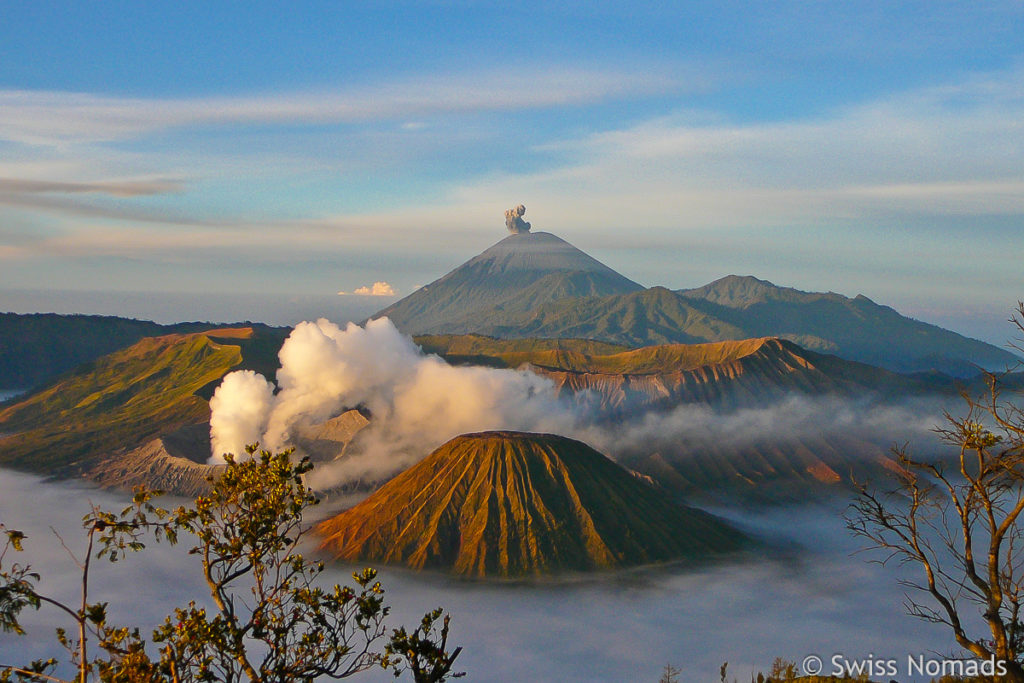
[0,469,954,682]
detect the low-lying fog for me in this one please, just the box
[0,469,956,682]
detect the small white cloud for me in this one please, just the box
[401,121,427,131]
[341,281,396,297]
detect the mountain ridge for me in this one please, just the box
[0,326,285,473]
[373,233,1018,376]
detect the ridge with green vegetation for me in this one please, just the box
[316,431,747,577]
[0,312,286,391]
[0,326,287,474]
[414,333,629,367]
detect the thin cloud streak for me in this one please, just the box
[0,177,182,196]
[0,67,680,146]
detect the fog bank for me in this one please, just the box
[0,469,954,682]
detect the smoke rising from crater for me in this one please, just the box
[208,317,950,489]
[209,370,274,461]
[208,317,578,485]
[505,204,531,234]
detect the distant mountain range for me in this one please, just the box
[0,313,218,390]
[316,431,747,577]
[375,232,1019,376]
[0,322,959,499]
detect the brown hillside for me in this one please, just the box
[316,431,746,577]
[519,337,920,413]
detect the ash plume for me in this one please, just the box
[504,204,531,234]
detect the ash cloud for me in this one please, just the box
[504,204,531,234]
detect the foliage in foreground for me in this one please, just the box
[0,446,462,682]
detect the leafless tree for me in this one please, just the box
[848,302,1024,682]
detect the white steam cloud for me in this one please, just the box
[209,318,575,483]
[209,370,275,461]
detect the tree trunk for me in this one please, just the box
[1003,659,1024,683]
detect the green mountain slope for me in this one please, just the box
[448,284,1014,377]
[414,334,629,367]
[0,313,217,390]
[0,327,286,472]
[316,431,746,577]
[677,275,1019,375]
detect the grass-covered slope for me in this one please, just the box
[0,327,286,472]
[414,333,629,367]
[316,431,746,577]
[0,312,218,390]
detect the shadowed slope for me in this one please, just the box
[316,431,746,577]
[0,312,284,391]
[678,275,1019,375]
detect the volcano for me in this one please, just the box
[373,231,643,335]
[315,431,746,577]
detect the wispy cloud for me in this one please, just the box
[0,67,679,146]
[0,177,182,196]
[439,65,1024,229]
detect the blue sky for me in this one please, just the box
[0,1,1022,344]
